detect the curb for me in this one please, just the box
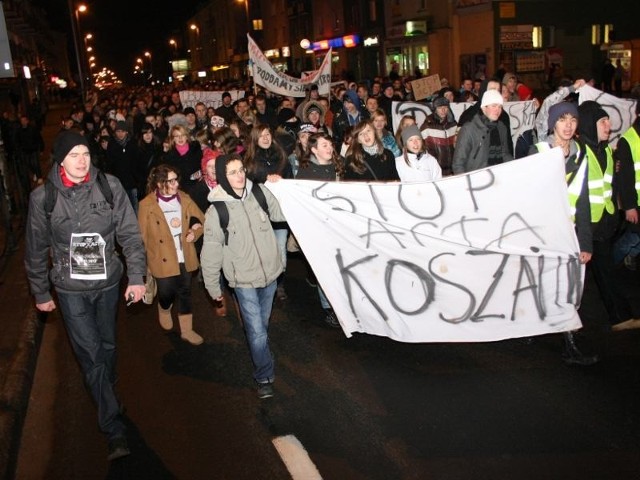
[0,309,44,480]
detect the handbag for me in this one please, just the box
[142,270,157,305]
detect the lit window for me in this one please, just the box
[604,24,614,43]
[532,26,542,49]
[253,19,263,31]
[591,24,601,45]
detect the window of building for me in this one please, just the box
[591,24,601,45]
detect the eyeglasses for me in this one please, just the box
[165,177,179,185]
[226,167,247,177]
[172,133,186,139]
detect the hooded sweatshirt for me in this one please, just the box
[577,100,618,240]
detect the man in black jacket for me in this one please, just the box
[25,130,146,461]
[106,121,142,214]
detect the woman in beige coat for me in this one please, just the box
[138,164,206,345]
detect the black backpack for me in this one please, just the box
[44,170,114,219]
[213,183,269,245]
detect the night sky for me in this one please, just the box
[30,0,204,82]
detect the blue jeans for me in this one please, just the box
[126,188,138,216]
[56,283,125,441]
[613,230,640,264]
[234,281,277,384]
[318,286,331,310]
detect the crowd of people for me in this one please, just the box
[15,69,640,462]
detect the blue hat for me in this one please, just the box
[343,89,361,112]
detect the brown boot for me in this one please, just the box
[158,304,173,331]
[178,314,203,345]
[215,295,227,317]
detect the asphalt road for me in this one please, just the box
[15,254,640,480]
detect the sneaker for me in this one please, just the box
[276,285,288,301]
[257,382,274,399]
[323,309,341,329]
[107,436,130,461]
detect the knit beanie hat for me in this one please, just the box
[480,89,504,108]
[214,154,244,199]
[547,102,578,133]
[401,125,422,145]
[277,108,297,126]
[433,96,450,108]
[52,130,90,164]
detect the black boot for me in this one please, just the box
[562,331,599,366]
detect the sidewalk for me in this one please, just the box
[0,102,71,479]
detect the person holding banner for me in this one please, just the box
[577,101,639,332]
[395,125,442,183]
[535,79,586,144]
[531,102,599,365]
[343,119,400,181]
[201,153,287,399]
[613,101,640,274]
[295,132,345,328]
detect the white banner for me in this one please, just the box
[578,84,638,148]
[391,100,537,147]
[179,90,245,109]
[267,149,583,343]
[248,34,332,97]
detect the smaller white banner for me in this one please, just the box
[179,90,245,110]
[578,84,638,148]
[248,34,332,98]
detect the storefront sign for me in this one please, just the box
[312,34,360,51]
[364,36,379,47]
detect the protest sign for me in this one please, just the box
[267,148,582,343]
[411,74,442,101]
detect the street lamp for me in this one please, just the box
[237,0,250,34]
[144,51,153,80]
[169,39,178,58]
[190,24,201,72]
[68,1,88,100]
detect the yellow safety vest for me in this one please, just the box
[620,127,640,195]
[535,142,586,223]
[584,144,615,222]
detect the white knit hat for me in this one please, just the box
[481,89,504,108]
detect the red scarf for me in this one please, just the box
[60,166,90,186]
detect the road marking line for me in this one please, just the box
[272,434,322,480]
